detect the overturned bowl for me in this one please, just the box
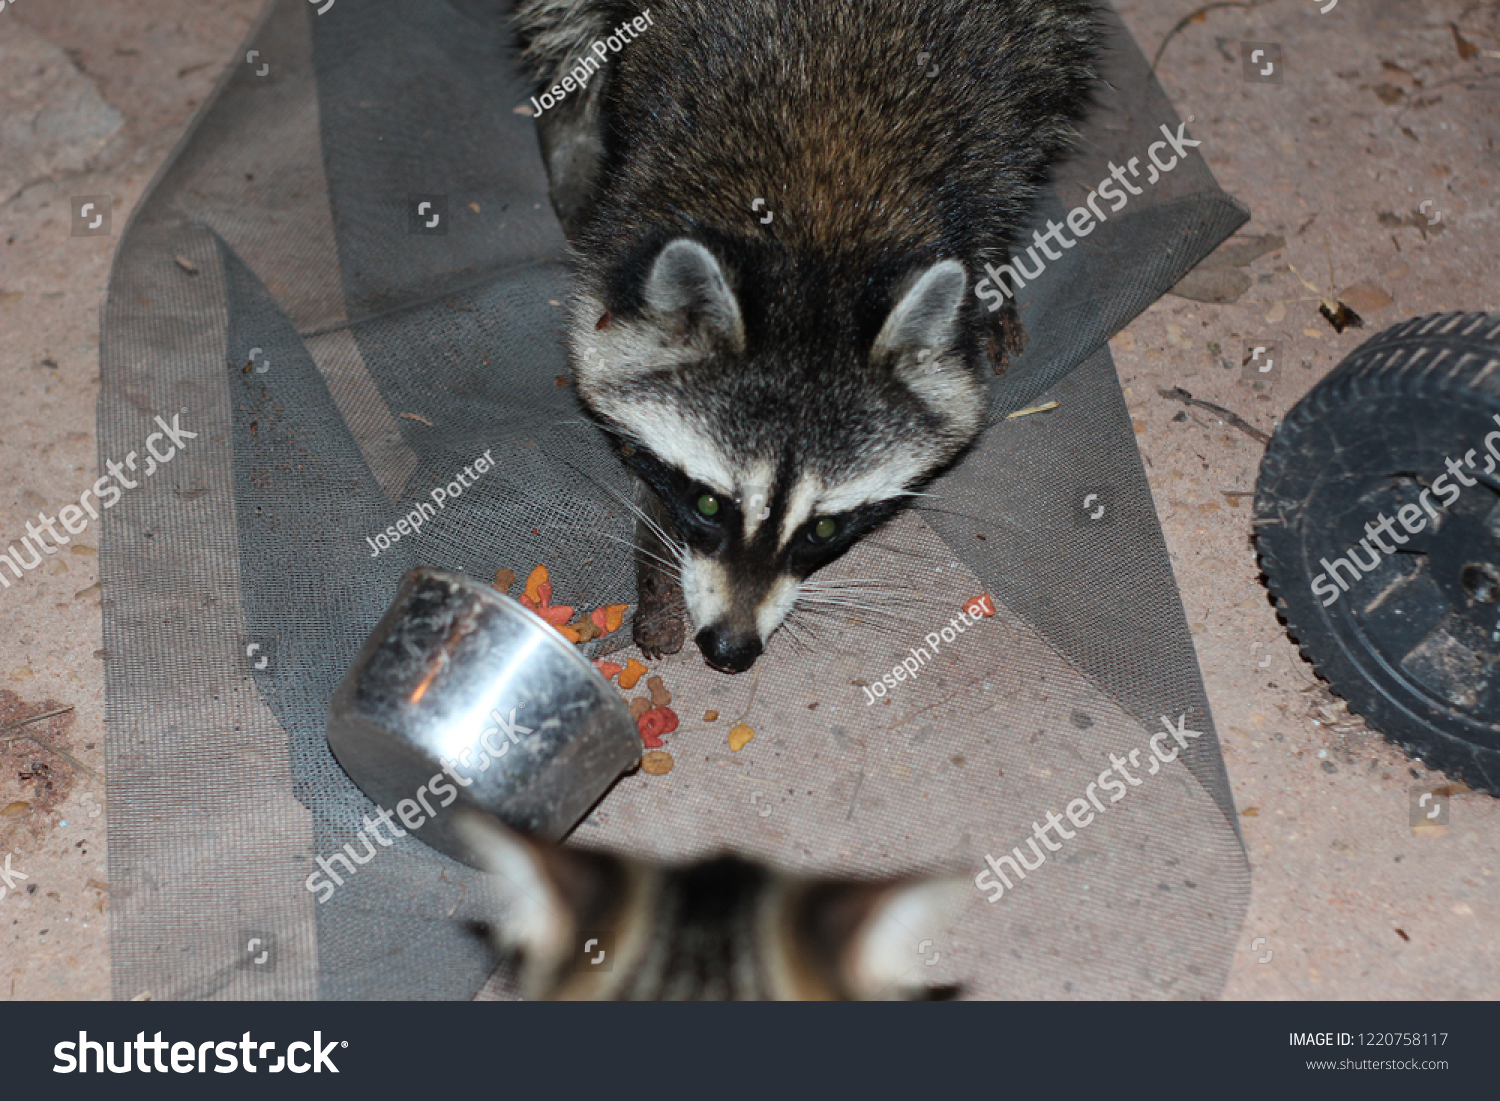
[327,567,640,863]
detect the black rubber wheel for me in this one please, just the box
[1255,312,1500,794]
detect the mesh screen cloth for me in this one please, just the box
[99,0,1250,1000]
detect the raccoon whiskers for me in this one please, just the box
[798,577,912,591]
[798,579,919,601]
[796,593,894,612]
[586,529,683,576]
[787,597,914,642]
[772,615,815,656]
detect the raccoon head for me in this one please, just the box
[455,806,964,1000]
[572,238,985,672]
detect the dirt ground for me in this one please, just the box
[1,0,1497,1000]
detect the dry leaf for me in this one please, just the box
[1338,282,1392,314]
[1451,23,1478,60]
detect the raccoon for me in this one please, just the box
[516,0,1100,671]
[455,807,962,1000]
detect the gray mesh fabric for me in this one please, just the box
[101,0,1249,1000]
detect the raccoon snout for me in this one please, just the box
[694,626,763,674]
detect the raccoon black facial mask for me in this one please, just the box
[517,0,1101,670]
[575,241,982,671]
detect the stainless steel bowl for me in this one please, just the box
[327,567,640,863]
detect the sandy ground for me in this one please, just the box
[1,0,1497,1000]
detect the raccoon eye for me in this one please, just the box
[810,517,838,542]
[696,493,721,518]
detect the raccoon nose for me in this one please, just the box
[695,627,762,673]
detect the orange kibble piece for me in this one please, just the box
[604,604,627,633]
[595,660,622,680]
[964,593,996,618]
[555,624,581,643]
[538,604,574,626]
[523,565,549,604]
[703,710,719,723]
[618,658,649,689]
[727,722,755,752]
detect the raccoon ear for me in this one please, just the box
[873,260,983,434]
[872,259,967,368]
[641,238,746,352]
[804,873,966,1000]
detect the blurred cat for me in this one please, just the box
[456,807,963,1000]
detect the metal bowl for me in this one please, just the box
[327,567,640,863]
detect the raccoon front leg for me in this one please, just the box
[532,79,606,238]
[515,0,611,237]
[631,480,686,659]
[987,295,1028,377]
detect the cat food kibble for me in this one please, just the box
[647,675,671,707]
[629,697,653,720]
[727,722,755,752]
[617,657,649,689]
[640,750,674,775]
[703,710,718,722]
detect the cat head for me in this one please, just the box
[455,807,964,1000]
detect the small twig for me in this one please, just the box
[1004,400,1060,420]
[1150,1,1267,75]
[0,706,73,734]
[1158,387,1271,445]
[734,667,762,726]
[0,705,98,778]
[14,737,99,779]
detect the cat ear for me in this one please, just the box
[641,238,746,352]
[804,873,967,1000]
[453,807,620,995]
[453,808,571,957]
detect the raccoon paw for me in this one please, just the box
[988,305,1028,376]
[632,566,685,659]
